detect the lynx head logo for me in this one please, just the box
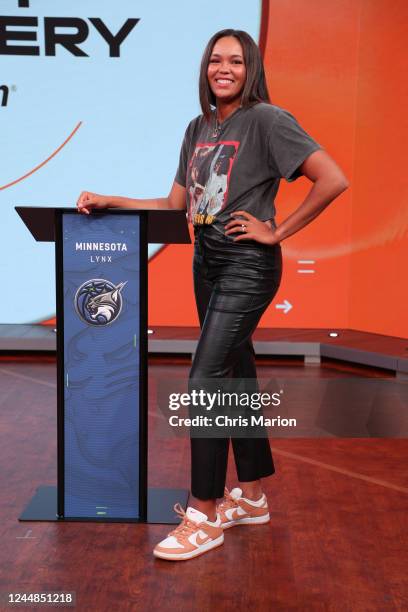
[74,279,127,326]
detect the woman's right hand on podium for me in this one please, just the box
[76,191,110,215]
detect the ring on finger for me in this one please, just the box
[241,224,247,233]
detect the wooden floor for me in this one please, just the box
[0,357,407,611]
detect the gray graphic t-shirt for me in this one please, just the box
[174,102,323,232]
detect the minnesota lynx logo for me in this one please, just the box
[75,279,127,326]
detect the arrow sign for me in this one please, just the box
[275,300,292,314]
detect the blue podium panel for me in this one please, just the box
[61,212,143,520]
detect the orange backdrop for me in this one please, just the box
[148,0,408,339]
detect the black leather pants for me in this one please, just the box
[190,224,283,500]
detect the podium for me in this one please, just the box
[15,207,190,524]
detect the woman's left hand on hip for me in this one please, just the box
[224,211,280,245]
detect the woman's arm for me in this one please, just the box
[225,149,349,244]
[273,149,349,242]
[76,181,186,215]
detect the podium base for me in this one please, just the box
[19,485,188,524]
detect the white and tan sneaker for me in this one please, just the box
[217,487,270,529]
[153,503,224,561]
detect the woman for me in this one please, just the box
[77,29,349,561]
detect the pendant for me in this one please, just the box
[211,122,220,140]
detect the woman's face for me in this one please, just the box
[207,36,246,105]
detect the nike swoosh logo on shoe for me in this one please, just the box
[231,509,248,521]
[196,534,211,545]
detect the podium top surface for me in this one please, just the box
[15,207,191,244]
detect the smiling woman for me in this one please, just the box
[199,30,270,123]
[76,27,348,563]
[1,0,263,327]
[207,40,247,112]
